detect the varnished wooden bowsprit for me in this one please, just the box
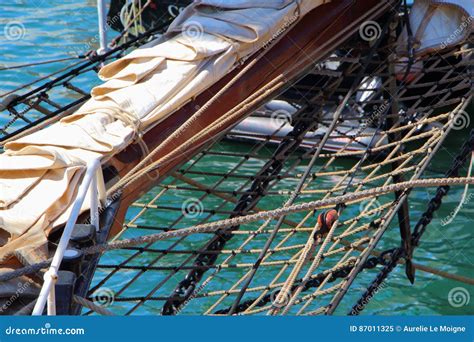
[105,0,395,239]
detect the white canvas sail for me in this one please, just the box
[0,0,328,264]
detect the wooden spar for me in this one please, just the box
[105,0,395,239]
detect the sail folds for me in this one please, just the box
[0,0,327,264]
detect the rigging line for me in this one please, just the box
[91,119,290,310]
[121,125,297,315]
[224,108,326,315]
[173,46,436,316]
[120,49,364,314]
[122,140,288,314]
[0,96,90,143]
[82,177,474,256]
[113,121,436,316]
[0,57,83,72]
[85,154,210,296]
[386,15,415,284]
[1,177,473,285]
[230,73,367,315]
[106,6,304,198]
[0,18,172,106]
[106,74,285,198]
[57,45,468,310]
[106,0,390,198]
[229,14,393,315]
[320,37,427,199]
[160,106,322,315]
[73,295,115,316]
[187,101,362,314]
[349,130,474,315]
[110,2,397,199]
[321,46,473,311]
[111,0,153,47]
[179,92,356,314]
[0,60,85,99]
[91,114,296,311]
[325,100,471,315]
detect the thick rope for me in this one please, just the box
[269,222,323,314]
[2,176,471,286]
[0,260,50,283]
[441,152,473,226]
[279,217,340,315]
[105,9,305,197]
[87,177,474,255]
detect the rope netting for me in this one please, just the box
[0,3,472,316]
[83,26,473,315]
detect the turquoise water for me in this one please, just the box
[1,1,473,315]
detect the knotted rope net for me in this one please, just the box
[84,18,473,315]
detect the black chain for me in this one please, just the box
[213,238,397,315]
[161,105,323,315]
[163,4,401,315]
[349,128,474,315]
[211,128,474,315]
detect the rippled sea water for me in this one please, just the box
[1,0,472,315]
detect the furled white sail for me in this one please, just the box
[397,0,473,57]
[0,0,328,264]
